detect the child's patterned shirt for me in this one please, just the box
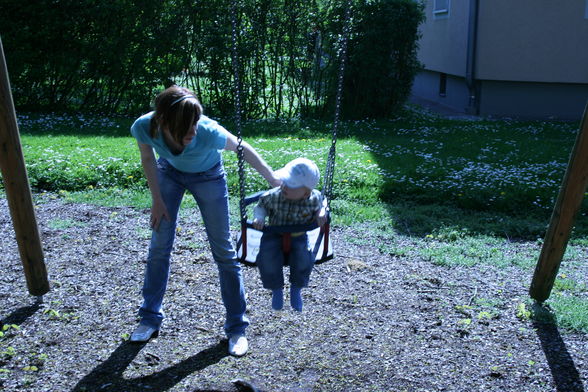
[254,188,322,226]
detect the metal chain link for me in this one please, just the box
[323,0,353,210]
[231,0,247,222]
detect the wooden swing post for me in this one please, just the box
[0,37,49,296]
[530,103,588,302]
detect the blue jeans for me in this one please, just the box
[256,232,314,290]
[138,158,249,337]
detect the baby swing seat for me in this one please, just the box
[235,191,333,266]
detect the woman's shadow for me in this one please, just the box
[72,339,229,392]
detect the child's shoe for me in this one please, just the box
[290,285,303,311]
[272,289,284,310]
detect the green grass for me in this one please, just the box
[548,295,588,331]
[46,188,154,208]
[4,108,588,333]
[12,109,580,209]
[12,108,586,236]
[47,218,87,230]
[553,276,588,293]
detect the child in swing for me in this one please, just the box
[252,158,327,311]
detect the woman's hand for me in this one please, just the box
[224,133,281,188]
[268,174,282,188]
[150,198,171,230]
[252,218,265,231]
[137,142,170,231]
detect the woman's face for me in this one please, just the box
[182,124,197,146]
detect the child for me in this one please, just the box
[252,158,327,311]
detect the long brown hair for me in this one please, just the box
[149,86,203,144]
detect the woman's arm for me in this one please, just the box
[224,133,281,187]
[137,142,170,229]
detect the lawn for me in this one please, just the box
[13,106,585,237]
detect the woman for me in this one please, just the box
[129,86,280,356]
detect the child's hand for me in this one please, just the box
[316,208,327,227]
[252,218,265,230]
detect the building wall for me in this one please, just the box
[412,0,588,119]
[412,70,471,111]
[476,0,588,83]
[479,81,588,120]
[417,0,471,77]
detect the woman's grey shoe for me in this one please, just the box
[130,324,159,342]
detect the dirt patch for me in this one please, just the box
[0,197,587,391]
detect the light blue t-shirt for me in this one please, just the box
[130,112,228,173]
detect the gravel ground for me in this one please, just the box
[1,197,587,392]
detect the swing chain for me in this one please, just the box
[231,0,247,222]
[232,0,352,216]
[323,0,352,210]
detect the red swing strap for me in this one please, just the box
[282,233,292,254]
[320,223,330,260]
[237,221,248,262]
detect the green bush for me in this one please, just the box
[1,0,423,119]
[0,0,321,117]
[322,0,425,119]
[0,0,191,113]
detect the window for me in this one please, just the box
[439,73,447,97]
[434,0,450,19]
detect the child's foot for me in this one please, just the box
[272,289,284,310]
[290,286,303,312]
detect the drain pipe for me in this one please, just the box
[465,0,480,114]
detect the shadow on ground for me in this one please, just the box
[0,296,43,327]
[379,199,556,240]
[72,340,232,392]
[533,304,585,392]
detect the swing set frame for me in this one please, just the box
[0,5,585,303]
[0,37,49,297]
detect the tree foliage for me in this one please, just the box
[0,0,424,118]
[344,0,425,119]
